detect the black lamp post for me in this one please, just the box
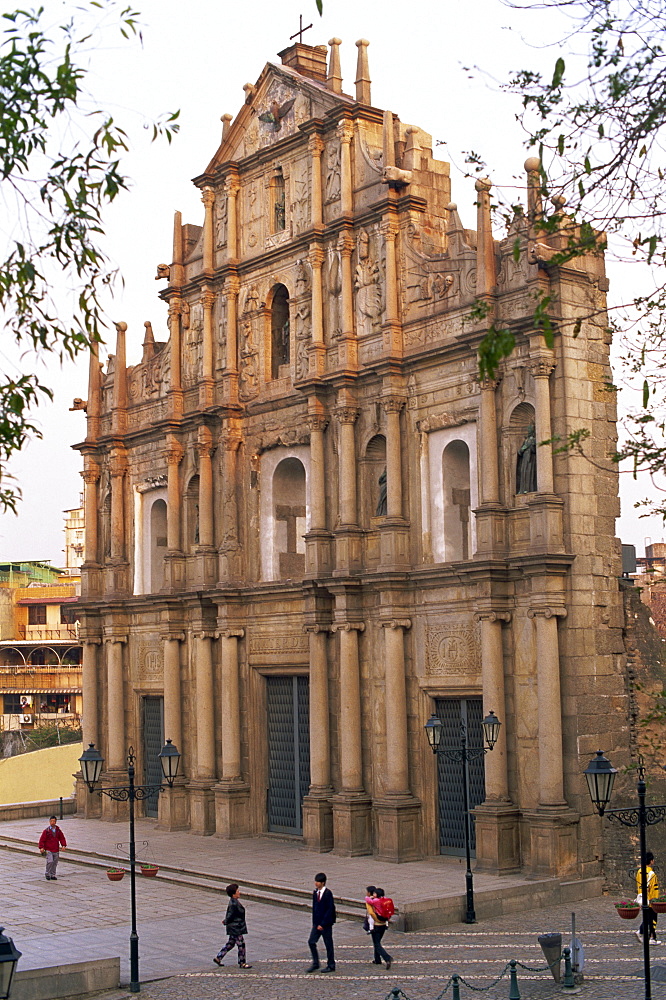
[424,710,501,924]
[79,740,181,993]
[584,750,666,1000]
[0,928,21,999]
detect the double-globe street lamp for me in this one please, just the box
[584,749,666,1000]
[424,709,501,924]
[79,740,181,994]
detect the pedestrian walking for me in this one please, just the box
[213,883,252,968]
[306,872,336,973]
[38,815,66,881]
[635,852,661,944]
[364,885,393,969]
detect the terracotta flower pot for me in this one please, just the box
[652,900,666,913]
[615,903,640,920]
[107,869,125,881]
[140,865,159,878]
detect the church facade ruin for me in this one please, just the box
[76,38,628,874]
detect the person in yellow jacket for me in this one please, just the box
[636,851,660,943]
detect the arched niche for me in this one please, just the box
[185,474,200,550]
[149,498,168,592]
[361,434,387,526]
[507,402,537,501]
[270,283,290,379]
[259,446,311,581]
[442,440,472,561]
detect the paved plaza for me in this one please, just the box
[2,816,666,998]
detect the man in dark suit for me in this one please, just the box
[306,872,336,972]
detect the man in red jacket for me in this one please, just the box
[38,815,66,880]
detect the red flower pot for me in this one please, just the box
[107,869,125,881]
[140,865,159,878]
[615,904,640,920]
[652,900,666,913]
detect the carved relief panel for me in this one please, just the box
[425,621,480,680]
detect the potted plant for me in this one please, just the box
[651,896,666,913]
[615,900,641,919]
[140,863,159,878]
[106,867,125,881]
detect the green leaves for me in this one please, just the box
[551,57,565,89]
[0,2,179,512]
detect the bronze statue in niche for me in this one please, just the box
[516,424,537,494]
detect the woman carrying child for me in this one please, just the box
[364,885,393,970]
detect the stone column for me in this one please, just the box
[215,629,250,838]
[354,39,371,105]
[163,437,183,591]
[337,121,354,217]
[225,277,239,372]
[309,247,325,376]
[523,606,577,876]
[472,611,520,874]
[374,618,421,862]
[160,630,188,830]
[529,608,566,806]
[81,463,100,564]
[77,632,101,815]
[167,298,183,418]
[309,134,324,227]
[479,378,500,505]
[196,427,214,549]
[336,405,359,527]
[225,172,240,260]
[218,426,241,582]
[81,637,100,750]
[86,339,101,442]
[382,397,404,518]
[201,187,215,273]
[305,410,331,578]
[331,620,371,855]
[337,622,364,791]
[380,219,401,346]
[302,624,334,850]
[105,636,126,771]
[530,358,556,494]
[337,230,357,369]
[189,629,217,835]
[200,288,215,408]
[109,448,126,565]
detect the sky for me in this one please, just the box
[0,0,662,564]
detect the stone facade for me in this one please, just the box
[74,39,630,873]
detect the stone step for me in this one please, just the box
[0,835,365,920]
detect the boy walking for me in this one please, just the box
[307,872,336,973]
[38,815,66,880]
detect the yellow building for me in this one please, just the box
[0,562,82,732]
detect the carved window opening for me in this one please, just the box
[273,457,306,579]
[185,475,200,550]
[271,167,286,232]
[149,498,167,592]
[442,440,471,562]
[270,283,290,378]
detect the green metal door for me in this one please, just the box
[266,676,310,834]
[435,697,486,856]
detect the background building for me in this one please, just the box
[0,555,82,733]
[75,38,629,875]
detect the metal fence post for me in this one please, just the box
[562,946,576,990]
[451,973,461,1000]
[508,959,520,1000]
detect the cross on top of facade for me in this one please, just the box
[290,14,313,44]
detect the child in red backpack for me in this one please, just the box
[373,888,396,922]
[364,886,393,969]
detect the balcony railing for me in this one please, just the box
[17,626,78,641]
